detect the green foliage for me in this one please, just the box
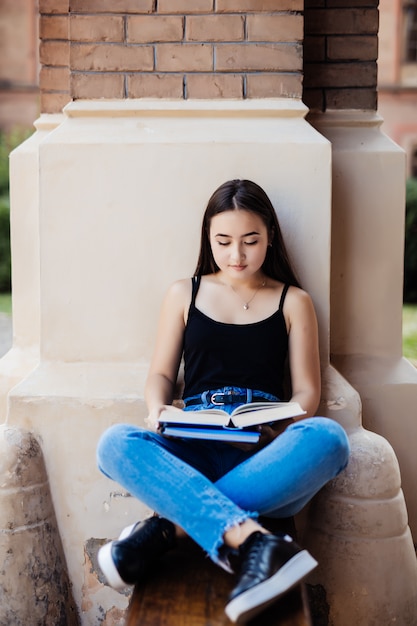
[403,304,417,365]
[404,177,417,303]
[0,292,11,315]
[0,198,11,292]
[0,128,33,293]
[0,128,32,197]
[0,142,9,198]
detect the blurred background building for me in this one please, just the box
[0,0,39,132]
[378,0,417,177]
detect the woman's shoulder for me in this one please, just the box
[285,284,312,303]
[267,280,311,304]
[283,285,317,321]
[165,277,193,301]
[159,278,193,322]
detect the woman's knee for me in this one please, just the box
[291,416,350,467]
[96,423,147,470]
[314,417,350,468]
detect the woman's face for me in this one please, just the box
[209,209,270,281]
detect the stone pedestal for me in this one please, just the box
[0,425,78,625]
[310,111,417,539]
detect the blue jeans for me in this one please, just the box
[97,388,350,570]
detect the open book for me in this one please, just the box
[158,401,306,443]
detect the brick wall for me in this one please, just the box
[304,0,379,111]
[39,0,303,113]
[39,0,379,114]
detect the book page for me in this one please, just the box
[159,407,229,426]
[159,402,305,428]
[231,402,306,427]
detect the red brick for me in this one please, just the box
[304,9,378,35]
[246,73,303,98]
[327,0,378,6]
[247,15,303,42]
[70,15,124,43]
[216,44,302,72]
[302,88,324,111]
[71,72,125,98]
[304,36,326,62]
[127,73,184,98]
[69,0,153,13]
[70,43,154,72]
[40,91,71,114]
[40,40,70,66]
[327,36,378,61]
[40,0,69,14]
[304,0,325,7]
[303,62,377,88]
[186,15,244,42]
[40,16,69,40]
[127,16,184,43]
[156,44,213,72]
[216,0,303,11]
[157,0,213,13]
[325,88,377,109]
[186,73,243,98]
[40,66,70,91]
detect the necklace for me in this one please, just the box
[227,280,266,310]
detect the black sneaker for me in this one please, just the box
[225,531,317,623]
[98,516,176,590]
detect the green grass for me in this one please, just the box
[403,304,417,366]
[0,292,11,315]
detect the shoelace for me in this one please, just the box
[239,534,268,576]
[161,527,172,542]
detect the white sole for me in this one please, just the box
[98,523,137,591]
[225,550,318,624]
[118,523,136,540]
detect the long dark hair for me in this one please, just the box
[194,179,301,287]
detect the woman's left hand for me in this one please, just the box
[229,418,294,452]
[256,418,294,446]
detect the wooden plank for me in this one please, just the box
[125,535,312,626]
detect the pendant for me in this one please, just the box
[243,303,249,310]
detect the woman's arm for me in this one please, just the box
[285,287,321,418]
[145,279,190,427]
[255,287,321,448]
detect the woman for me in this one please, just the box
[97,179,350,623]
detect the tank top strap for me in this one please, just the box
[278,284,290,312]
[190,275,202,307]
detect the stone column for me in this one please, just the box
[8,97,335,624]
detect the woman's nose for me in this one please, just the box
[230,243,245,261]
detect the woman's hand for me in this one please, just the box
[257,418,294,446]
[228,418,294,452]
[145,405,184,432]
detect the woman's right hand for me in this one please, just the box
[145,405,184,432]
[145,407,165,432]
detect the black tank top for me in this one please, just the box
[182,276,289,399]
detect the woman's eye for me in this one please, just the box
[217,241,230,246]
[244,241,258,246]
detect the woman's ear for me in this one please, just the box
[268,227,275,246]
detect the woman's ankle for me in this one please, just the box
[223,519,269,550]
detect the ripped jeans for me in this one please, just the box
[97,388,350,570]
